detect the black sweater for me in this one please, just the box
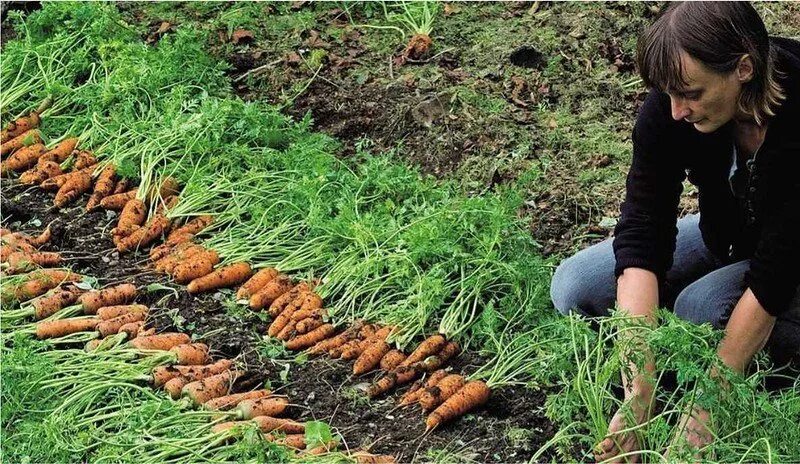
[613,37,800,317]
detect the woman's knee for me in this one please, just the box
[551,245,615,317]
[673,283,733,328]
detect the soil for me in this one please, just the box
[1,179,560,463]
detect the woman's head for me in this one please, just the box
[637,2,784,132]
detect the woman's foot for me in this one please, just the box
[594,393,652,463]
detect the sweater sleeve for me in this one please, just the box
[613,91,687,280]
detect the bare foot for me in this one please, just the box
[594,394,652,463]
[666,407,714,461]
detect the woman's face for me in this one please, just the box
[666,51,753,133]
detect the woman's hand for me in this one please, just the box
[666,406,714,461]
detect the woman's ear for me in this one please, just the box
[736,54,755,83]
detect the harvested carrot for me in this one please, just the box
[85,338,104,352]
[352,452,397,464]
[213,416,304,435]
[40,138,79,163]
[9,269,81,303]
[203,389,272,411]
[187,262,252,294]
[367,366,419,398]
[426,380,491,430]
[53,170,92,208]
[413,341,460,372]
[40,166,93,191]
[163,231,192,248]
[19,159,61,184]
[401,334,447,367]
[268,303,298,337]
[275,319,298,341]
[98,311,147,337]
[295,317,323,335]
[32,286,83,320]
[116,214,170,253]
[285,324,335,350]
[99,189,138,210]
[130,332,191,351]
[96,304,148,320]
[380,350,407,372]
[2,143,45,174]
[29,226,52,247]
[250,275,294,310]
[268,433,306,450]
[86,164,116,210]
[170,343,210,365]
[118,321,144,338]
[1,112,40,143]
[307,327,356,355]
[399,369,448,406]
[6,251,61,272]
[155,176,180,200]
[113,199,146,237]
[112,178,130,194]
[172,255,215,284]
[164,377,189,399]
[138,327,157,337]
[235,396,289,420]
[149,242,179,262]
[73,150,96,170]
[236,267,278,300]
[155,244,203,273]
[419,374,465,411]
[1,129,41,156]
[167,215,213,242]
[36,317,99,339]
[266,282,308,317]
[182,369,238,404]
[354,340,391,375]
[80,283,137,314]
[152,359,233,387]
[297,292,323,312]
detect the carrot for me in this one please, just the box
[167,215,213,242]
[164,377,189,399]
[203,389,272,411]
[399,369,448,406]
[354,340,391,375]
[297,292,323,312]
[39,166,93,191]
[236,267,278,300]
[400,334,447,367]
[418,374,465,411]
[307,328,353,355]
[1,112,40,143]
[352,452,397,464]
[85,338,104,352]
[266,282,308,317]
[130,332,191,351]
[169,343,210,365]
[149,242,180,262]
[413,341,460,372]
[35,317,99,339]
[154,176,180,200]
[138,327,156,337]
[116,214,170,253]
[295,317,323,335]
[86,164,116,210]
[187,262,252,294]
[20,158,61,184]
[53,170,92,208]
[426,380,491,430]
[268,302,299,337]
[367,366,419,398]
[10,269,81,302]
[284,323,335,350]
[80,283,137,314]
[154,243,202,270]
[73,150,96,170]
[1,130,41,157]
[275,319,298,341]
[182,369,238,404]
[172,255,215,284]
[341,338,374,360]
[213,416,304,435]
[32,286,83,319]
[41,138,79,164]
[111,177,129,195]
[113,199,146,237]
[99,189,138,210]
[249,275,294,310]
[267,433,306,450]
[379,350,407,372]
[29,226,51,247]
[118,321,144,338]
[97,311,147,337]
[152,359,233,387]
[235,396,289,420]
[6,251,61,272]
[2,143,45,174]
[96,304,148,320]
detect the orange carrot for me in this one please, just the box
[295,317,323,335]
[35,317,99,339]
[20,159,61,184]
[268,303,298,337]
[297,292,323,312]
[367,366,419,398]
[118,321,144,338]
[426,380,491,430]
[73,150,96,170]
[167,215,213,242]
[182,369,238,404]
[130,332,191,351]
[399,369,448,406]
[235,396,289,420]
[113,199,146,237]
[413,341,460,372]
[155,244,203,273]
[400,334,446,367]
[6,251,61,272]
[32,286,83,320]
[354,340,391,375]
[53,170,92,208]
[307,328,354,355]
[154,176,180,200]
[249,275,294,310]
[80,283,137,314]
[40,166,94,191]
[380,350,407,372]
[138,327,156,337]
[86,164,116,210]
[275,319,298,341]
[112,178,131,195]
[172,255,215,284]
[28,226,51,247]
[169,343,210,365]
[99,189,138,210]
[203,389,272,411]
[236,267,278,300]
[164,377,189,399]
[116,214,170,253]
[213,416,304,435]
[266,282,308,317]
[9,269,81,303]
[149,242,181,262]
[1,129,41,156]
[40,138,79,163]
[2,142,45,174]
[96,304,148,320]
[419,374,465,411]
[97,311,147,337]
[1,112,40,143]
[152,359,233,387]
[352,452,397,464]
[187,262,252,294]
[267,433,306,450]
[284,324,335,350]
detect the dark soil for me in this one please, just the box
[1,179,559,462]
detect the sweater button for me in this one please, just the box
[749,187,756,193]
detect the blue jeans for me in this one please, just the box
[551,214,800,365]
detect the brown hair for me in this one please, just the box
[637,2,784,125]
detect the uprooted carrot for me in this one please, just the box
[86,164,116,210]
[266,282,308,317]
[400,334,447,367]
[54,169,92,208]
[19,159,61,184]
[354,340,391,375]
[236,267,278,300]
[98,311,147,337]
[234,396,289,420]
[329,324,376,358]
[73,150,96,170]
[96,304,148,320]
[99,189,138,210]
[164,377,189,399]
[275,319,299,341]
[116,214,170,253]
[149,241,183,262]
[351,451,398,464]
[28,226,51,247]
[153,176,180,200]
[152,359,233,387]
[268,302,299,337]
[1,143,45,174]
[367,366,420,398]
[426,380,491,430]
[1,129,41,156]
[118,321,144,338]
[130,332,191,351]
[413,341,460,372]
[380,350,407,372]
[167,215,213,242]
[40,138,79,163]
[187,262,252,294]
[32,285,83,320]
[8,269,82,303]
[399,369,448,406]
[155,244,204,273]
[112,178,130,194]
[35,316,99,339]
[212,415,304,435]
[249,275,294,310]
[203,389,272,411]
[265,433,307,450]
[172,255,215,284]
[80,283,137,314]
[1,112,40,143]
[40,166,93,191]
[419,374,465,411]
[113,199,146,237]
[295,317,323,335]
[182,369,238,404]
[307,326,357,355]
[284,324,335,350]
[6,251,61,272]
[170,343,210,365]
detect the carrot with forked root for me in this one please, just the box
[73,150,96,170]
[399,369,448,406]
[295,317,323,335]
[2,143,45,174]
[97,311,147,337]
[86,164,116,210]
[419,374,465,411]
[203,389,272,411]
[80,283,136,314]
[100,189,138,210]
[54,170,92,208]
[40,166,94,191]
[187,262,252,294]
[236,267,278,300]
[426,380,491,430]
[35,317,99,339]
[130,332,191,351]
[2,112,40,143]
[285,324,335,350]
[182,369,238,404]
[155,244,203,272]
[19,159,61,184]
[170,343,210,365]
[413,341,460,372]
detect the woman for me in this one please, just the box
[549,2,800,461]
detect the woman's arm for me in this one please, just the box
[717,288,776,373]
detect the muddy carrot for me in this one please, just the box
[96,304,148,320]
[266,282,308,316]
[29,226,51,247]
[112,178,130,194]
[99,189,138,210]
[352,452,397,464]
[275,319,298,340]
[249,276,294,310]
[167,215,213,241]
[19,159,61,184]
[187,262,252,294]
[138,327,156,337]
[419,374,465,411]
[149,242,179,262]
[1,112,40,143]
[380,350,407,372]
[284,324,335,350]
[2,143,45,173]
[235,396,289,420]
[367,366,419,398]
[39,166,93,191]
[86,164,116,210]
[170,343,210,365]
[54,170,92,208]
[35,317,99,339]
[10,269,81,302]
[203,389,272,411]
[118,321,144,338]
[400,334,447,367]
[307,328,354,355]
[354,340,391,375]
[236,267,278,300]
[426,380,491,430]
[32,286,83,319]
[130,332,191,351]
[116,214,170,253]
[73,150,96,169]
[297,292,323,312]
[113,199,146,237]
[97,311,146,337]
[152,359,233,387]
[1,129,41,156]
[172,255,215,284]
[154,243,202,272]
[268,304,298,337]
[399,369,448,406]
[164,377,189,399]
[213,416,304,434]
[413,341,460,372]
[80,283,137,314]
[182,369,238,404]
[6,251,61,272]
[295,317,323,335]
[266,433,306,450]
[40,138,79,163]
